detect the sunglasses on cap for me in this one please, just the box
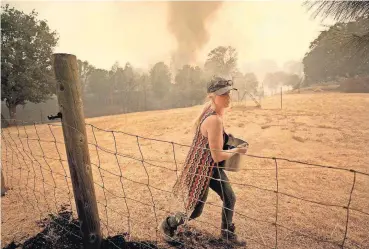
[207,78,237,95]
[216,79,233,86]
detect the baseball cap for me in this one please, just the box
[207,77,238,95]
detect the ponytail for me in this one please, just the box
[192,93,216,130]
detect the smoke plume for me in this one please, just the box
[167,2,222,70]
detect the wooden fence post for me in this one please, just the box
[53,53,102,249]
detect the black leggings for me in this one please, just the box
[190,168,236,228]
[168,168,236,229]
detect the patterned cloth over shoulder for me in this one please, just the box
[173,107,218,215]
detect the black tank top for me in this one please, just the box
[218,131,229,168]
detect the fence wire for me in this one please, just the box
[1,120,368,249]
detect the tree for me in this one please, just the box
[304,1,369,56]
[77,59,95,94]
[109,61,124,92]
[244,73,259,93]
[303,19,369,84]
[175,65,203,88]
[1,5,58,121]
[88,69,110,97]
[149,62,171,98]
[284,74,301,87]
[114,62,139,110]
[204,46,238,78]
[122,62,136,92]
[174,65,206,106]
[136,73,150,110]
[233,72,258,93]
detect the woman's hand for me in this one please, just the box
[237,147,247,154]
[236,143,248,154]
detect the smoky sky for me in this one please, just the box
[167,1,222,69]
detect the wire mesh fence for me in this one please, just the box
[1,120,368,249]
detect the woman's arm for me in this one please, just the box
[205,115,246,163]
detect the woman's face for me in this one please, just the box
[214,91,231,109]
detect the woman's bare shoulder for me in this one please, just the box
[202,114,222,128]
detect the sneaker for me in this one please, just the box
[159,213,186,243]
[159,217,177,242]
[221,223,247,247]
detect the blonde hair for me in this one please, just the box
[192,93,216,130]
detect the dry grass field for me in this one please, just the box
[1,92,369,249]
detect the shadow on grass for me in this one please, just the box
[3,206,235,249]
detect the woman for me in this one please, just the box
[160,77,247,246]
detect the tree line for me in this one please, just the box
[1,4,264,121]
[302,1,369,87]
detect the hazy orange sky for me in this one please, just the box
[5,1,333,73]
